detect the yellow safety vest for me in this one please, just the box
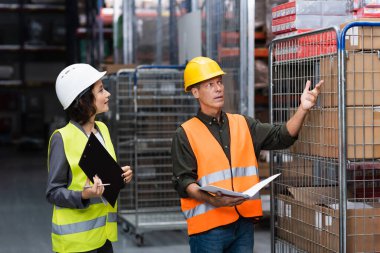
[48,121,118,252]
[181,113,262,235]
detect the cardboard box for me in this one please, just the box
[277,187,380,253]
[346,52,380,106]
[290,110,323,157]
[320,107,380,159]
[320,52,380,107]
[319,56,339,108]
[324,201,380,252]
[291,107,380,159]
[343,20,380,50]
[277,187,338,253]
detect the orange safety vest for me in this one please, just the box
[181,113,262,235]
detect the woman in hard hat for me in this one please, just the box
[172,56,323,253]
[46,63,133,253]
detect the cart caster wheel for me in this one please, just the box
[121,223,130,233]
[135,234,144,246]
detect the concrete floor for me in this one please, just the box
[0,146,270,253]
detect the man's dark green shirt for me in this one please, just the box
[171,110,297,198]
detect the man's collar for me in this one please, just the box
[196,110,226,125]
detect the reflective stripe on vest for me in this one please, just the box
[181,113,263,235]
[48,121,118,252]
[53,215,107,235]
[52,212,118,235]
[198,166,258,186]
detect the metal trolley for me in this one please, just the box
[270,22,380,253]
[113,66,197,245]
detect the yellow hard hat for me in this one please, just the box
[183,56,226,92]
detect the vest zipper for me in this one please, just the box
[218,124,242,216]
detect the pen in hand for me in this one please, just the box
[83,183,111,189]
[83,183,110,206]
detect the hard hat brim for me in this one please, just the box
[184,71,226,92]
[63,70,107,110]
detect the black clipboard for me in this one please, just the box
[79,133,124,207]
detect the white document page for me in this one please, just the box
[199,173,281,198]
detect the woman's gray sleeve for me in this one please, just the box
[46,132,89,209]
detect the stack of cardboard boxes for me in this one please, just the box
[272,3,380,251]
[288,24,380,159]
[277,187,380,252]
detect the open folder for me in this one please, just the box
[78,133,125,207]
[199,173,281,198]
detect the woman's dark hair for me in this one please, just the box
[65,84,96,124]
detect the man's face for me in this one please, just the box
[191,76,224,115]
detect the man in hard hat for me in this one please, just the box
[171,56,323,253]
[46,63,133,253]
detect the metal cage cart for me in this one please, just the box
[270,22,380,253]
[113,66,197,245]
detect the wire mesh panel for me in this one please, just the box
[271,22,380,253]
[114,66,197,245]
[113,69,135,170]
[270,28,341,252]
[341,22,380,253]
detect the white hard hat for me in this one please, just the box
[55,63,106,110]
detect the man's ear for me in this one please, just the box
[191,87,199,99]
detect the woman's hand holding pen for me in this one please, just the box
[121,165,133,184]
[81,175,105,199]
